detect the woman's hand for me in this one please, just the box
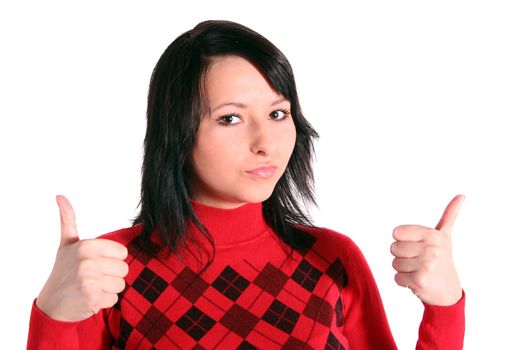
[36,195,129,322]
[390,194,465,306]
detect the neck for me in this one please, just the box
[188,198,269,246]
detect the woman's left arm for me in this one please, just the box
[391,194,466,349]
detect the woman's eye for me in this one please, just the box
[218,109,290,126]
[218,114,241,126]
[270,109,290,121]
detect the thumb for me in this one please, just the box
[435,194,465,236]
[56,194,79,246]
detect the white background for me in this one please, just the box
[1,1,524,348]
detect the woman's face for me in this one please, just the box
[188,55,296,209]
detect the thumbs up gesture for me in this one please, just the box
[36,195,129,321]
[390,194,465,306]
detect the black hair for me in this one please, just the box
[132,19,320,270]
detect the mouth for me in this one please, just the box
[246,166,277,178]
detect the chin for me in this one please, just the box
[238,187,275,204]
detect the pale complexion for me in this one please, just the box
[36,195,128,321]
[391,194,464,306]
[187,55,296,209]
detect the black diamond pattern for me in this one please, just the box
[326,258,348,291]
[115,318,132,348]
[262,299,300,334]
[98,226,356,349]
[236,340,257,350]
[291,259,322,292]
[325,331,345,350]
[131,267,168,303]
[290,227,317,256]
[212,265,250,301]
[176,306,216,341]
[128,236,161,265]
[335,297,344,327]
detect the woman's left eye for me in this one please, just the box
[270,109,291,121]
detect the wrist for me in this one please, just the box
[36,287,64,320]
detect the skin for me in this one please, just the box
[391,194,464,306]
[36,55,462,322]
[36,195,128,321]
[187,55,296,209]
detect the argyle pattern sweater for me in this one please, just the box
[28,199,465,349]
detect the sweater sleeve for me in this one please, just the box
[341,236,398,349]
[27,299,111,350]
[417,291,466,349]
[339,233,465,349]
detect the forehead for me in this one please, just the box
[202,55,280,101]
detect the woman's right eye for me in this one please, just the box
[218,114,241,126]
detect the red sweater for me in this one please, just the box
[28,200,465,349]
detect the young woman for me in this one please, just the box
[28,20,465,349]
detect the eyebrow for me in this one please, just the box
[210,97,289,114]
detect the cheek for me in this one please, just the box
[280,124,297,158]
[191,132,241,174]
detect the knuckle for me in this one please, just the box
[394,273,409,288]
[422,259,436,273]
[88,302,100,314]
[84,293,99,309]
[117,279,126,292]
[426,230,443,245]
[78,258,91,270]
[414,273,428,289]
[392,258,402,271]
[79,278,95,293]
[120,262,129,277]
[394,273,402,285]
[390,242,397,255]
[106,241,127,258]
[392,259,398,270]
[424,246,440,259]
[77,241,93,257]
[392,225,403,238]
[107,293,119,307]
[78,259,95,277]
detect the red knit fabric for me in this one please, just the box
[27,199,465,349]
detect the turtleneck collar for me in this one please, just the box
[188,198,270,246]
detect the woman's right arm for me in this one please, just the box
[27,300,111,349]
[27,195,128,349]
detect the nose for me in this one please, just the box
[248,117,276,156]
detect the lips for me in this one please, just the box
[247,165,277,178]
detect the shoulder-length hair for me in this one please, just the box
[132,19,320,269]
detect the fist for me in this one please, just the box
[36,195,129,321]
[390,194,465,306]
